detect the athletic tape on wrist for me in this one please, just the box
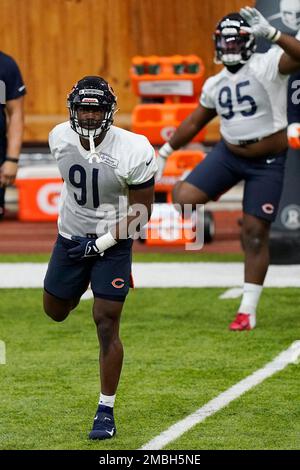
[95,232,117,252]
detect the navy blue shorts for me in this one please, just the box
[185,140,286,222]
[44,235,133,302]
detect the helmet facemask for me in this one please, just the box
[70,102,115,139]
[214,14,256,67]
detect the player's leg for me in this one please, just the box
[43,290,81,322]
[43,234,91,322]
[229,213,270,331]
[243,214,271,285]
[172,180,210,207]
[172,140,241,210]
[93,298,124,397]
[88,297,124,440]
[88,239,133,440]
[229,150,286,331]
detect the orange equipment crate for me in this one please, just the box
[155,149,205,200]
[144,149,206,246]
[130,55,205,99]
[132,103,206,145]
[144,203,199,247]
[130,55,206,145]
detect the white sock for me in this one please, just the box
[238,283,263,318]
[99,393,116,408]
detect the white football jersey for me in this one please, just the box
[200,46,289,144]
[49,122,157,238]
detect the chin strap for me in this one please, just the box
[87,135,101,164]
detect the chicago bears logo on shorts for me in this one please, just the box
[262,203,275,214]
[111,278,125,289]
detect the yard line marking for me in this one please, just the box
[219,287,243,299]
[140,341,300,450]
[0,340,6,365]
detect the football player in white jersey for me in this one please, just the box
[156,7,300,331]
[43,76,157,439]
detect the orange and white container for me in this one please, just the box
[15,166,62,221]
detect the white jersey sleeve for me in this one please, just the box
[48,129,56,158]
[48,122,70,162]
[126,138,157,186]
[200,77,217,109]
[255,46,284,82]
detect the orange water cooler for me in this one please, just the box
[15,166,62,221]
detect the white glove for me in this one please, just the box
[240,6,281,42]
[155,143,174,182]
[288,123,300,149]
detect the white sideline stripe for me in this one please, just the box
[81,289,93,300]
[140,341,300,450]
[219,287,243,299]
[43,285,286,302]
[2,262,300,288]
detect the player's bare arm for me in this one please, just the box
[240,7,300,74]
[278,34,300,75]
[169,105,217,150]
[156,106,216,180]
[114,184,154,240]
[0,96,24,187]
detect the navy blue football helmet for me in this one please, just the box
[67,76,117,138]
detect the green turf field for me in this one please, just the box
[0,287,299,450]
[0,252,244,263]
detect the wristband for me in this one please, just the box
[159,142,175,159]
[95,231,117,252]
[268,28,281,43]
[5,156,19,163]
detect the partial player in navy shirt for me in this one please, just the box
[287,71,300,148]
[0,51,26,218]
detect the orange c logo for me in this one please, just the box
[111,278,125,289]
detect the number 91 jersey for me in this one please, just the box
[48,122,157,239]
[200,46,289,145]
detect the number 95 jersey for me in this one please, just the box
[49,122,157,239]
[200,46,289,145]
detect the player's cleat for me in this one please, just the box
[89,406,116,440]
[229,313,255,331]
